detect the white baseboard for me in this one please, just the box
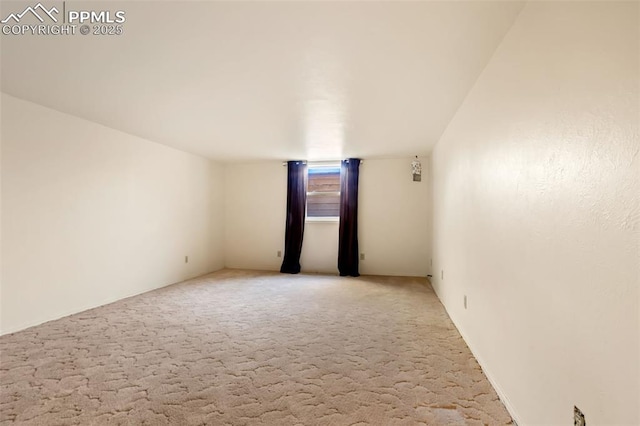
[430,285,523,425]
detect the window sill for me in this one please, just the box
[306,216,339,223]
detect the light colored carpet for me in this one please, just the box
[0,269,512,425]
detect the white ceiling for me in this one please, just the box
[1,1,524,161]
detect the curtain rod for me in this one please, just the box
[282,160,364,166]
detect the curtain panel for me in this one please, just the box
[280,161,307,274]
[338,158,361,277]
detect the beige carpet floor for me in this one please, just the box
[0,269,512,425]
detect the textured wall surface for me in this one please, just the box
[224,162,288,272]
[430,2,639,424]
[358,158,431,277]
[1,94,225,334]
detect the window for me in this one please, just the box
[307,164,340,219]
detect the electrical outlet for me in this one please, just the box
[360,253,365,261]
[574,406,585,426]
[430,258,433,266]
[185,256,189,263]
[441,270,444,280]
[464,295,467,309]
[277,250,282,258]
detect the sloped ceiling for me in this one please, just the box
[1,1,524,161]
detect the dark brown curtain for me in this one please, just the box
[280,161,307,274]
[338,158,361,277]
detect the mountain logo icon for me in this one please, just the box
[1,3,59,24]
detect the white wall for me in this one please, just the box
[1,93,225,335]
[224,162,287,271]
[430,2,639,425]
[224,159,430,276]
[359,158,430,277]
[300,221,340,274]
